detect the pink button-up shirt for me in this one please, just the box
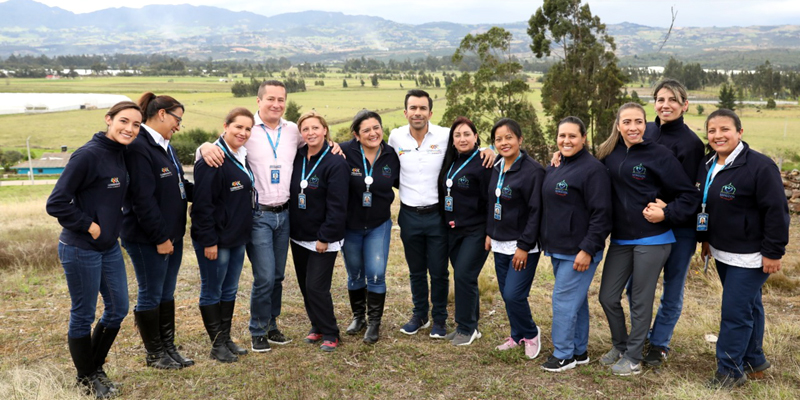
[246,112,304,206]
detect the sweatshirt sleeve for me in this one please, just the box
[516,163,544,252]
[318,158,350,243]
[190,161,222,247]
[125,147,170,244]
[661,152,702,226]
[756,161,790,259]
[46,149,94,233]
[578,165,613,255]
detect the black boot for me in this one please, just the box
[220,300,247,355]
[159,300,194,367]
[91,324,120,395]
[363,291,385,344]
[69,334,114,399]
[346,288,367,335]
[134,307,182,370]
[199,303,238,363]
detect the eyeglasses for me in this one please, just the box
[166,111,183,124]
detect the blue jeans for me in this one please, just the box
[649,227,697,349]
[122,239,183,312]
[494,251,540,342]
[398,208,449,322]
[193,242,245,306]
[550,256,600,360]
[246,209,290,336]
[716,260,769,378]
[449,227,489,334]
[342,219,392,294]
[59,242,129,338]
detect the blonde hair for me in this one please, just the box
[296,110,330,141]
[596,102,647,160]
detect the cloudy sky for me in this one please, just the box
[21,0,800,27]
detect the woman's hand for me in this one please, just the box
[550,151,561,167]
[643,204,665,223]
[204,245,218,260]
[700,242,710,259]
[479,147,496,168]
[199,142,225,167]
[88,222,101,240]
[157,239,174,255]
[316,241,328,253]
[649,198,667,209]
[512,248,528,271]
[573,250,591,272]
[763,257,781,274]
[484,236,491,251]
[329,141,346,159]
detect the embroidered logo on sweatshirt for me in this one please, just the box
[350,168,363,177]
[720,182,736,200]
[632,163,646,180]
[108,177,121,189]
[382,165,392,178]
[160,167,173,178]
[555,180,568,196]
[231,181,244,192]
[309,175,320,189]
[457,175,469,188]
[501,186,512,200]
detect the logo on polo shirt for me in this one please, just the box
[160,167,172,178]
[457,175,469,188]
[350,168,363,177]
[501,186,512,200]
[397,148,406,156]
[720,182,736,200]
[382,165,392,177]
[555,180,568,196]
[231,181,244,191]
[309,175,320,189]
[632,163,646,180]
[108,177,121,189]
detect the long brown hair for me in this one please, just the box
[596,102,646,160]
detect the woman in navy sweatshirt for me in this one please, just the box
[340,110,399,344]
[121,92,194,370]
[289,111,349,352]
[596,103,700,376]
[484,118,546,359]
[46,101,142,398]
[191,107,256,363]
[698,109,789,389]
[540,117,612,372]
[437,116,491,346]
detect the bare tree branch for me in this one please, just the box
[657,7,678,52]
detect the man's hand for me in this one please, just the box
[199,142,225,167]
[479,147,496,168]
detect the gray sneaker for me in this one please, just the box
[443,331,457,341]
[599,347,623,366]
[610,357,642,376]
[452,330,482,346]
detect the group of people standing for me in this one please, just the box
[46,78,789,398]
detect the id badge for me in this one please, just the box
[362,192,373,207]
[493,203,502,220]
[444,196,453,212]
[298,193,306,210]
[696,212,709,231]
[178,181,187,200]
[271,169,280,184]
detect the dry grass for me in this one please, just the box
[0,192,799,399]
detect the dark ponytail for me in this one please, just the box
[137,92,184,123]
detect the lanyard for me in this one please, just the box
[495,153,522,204]
[301,146,331,183]
[446,149,478,187]
[701,156,724,212]
[216,139,255,186]
[167,145,181,175]
[262,124,281,159]
[361,144,382,181]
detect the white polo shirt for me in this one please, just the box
[388,123,450,207]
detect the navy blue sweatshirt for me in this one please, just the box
[542,148,612,256]
[486,150,545,252]
[289,142,350,243]
[439,147,492,230]
[190,138,254,248]
[646,116,706,227]
[122,128,193,245]
[696,142,789,259]
[602,139,700,241]
[340,139,400,230]
[46,132,128,251]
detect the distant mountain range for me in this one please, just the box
[1,0,799,66]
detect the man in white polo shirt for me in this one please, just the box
[389,89,494,338]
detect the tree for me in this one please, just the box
[766,98,777,109]
[0,150,24,172]
[696,104,705,116]
[718,84,737,111]
[370,74,379,87]
[342,79,348,88]
[284,100,302,123]
[528,0,627,154]
[441,27,547,162]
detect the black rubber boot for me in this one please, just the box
[69,334,114,398]
[363,291,386,344]
[220,300,247,355]
[346,288,367,335]
[134,307,182,370]
[199,303,238,363]
[91,324,120,395]
[159,300,194,367]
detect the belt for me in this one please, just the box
[400,203,438,214]
[258,202,289,213]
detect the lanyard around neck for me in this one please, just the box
[262,124,281,159]
[216,139,254,186]
[495,153,522,204]
[702,156,725,209]
[361,144,382,179]
[302,146,330,182]
[446,149,478,186]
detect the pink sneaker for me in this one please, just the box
[495,337,518,351]
[520,334,541,359]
